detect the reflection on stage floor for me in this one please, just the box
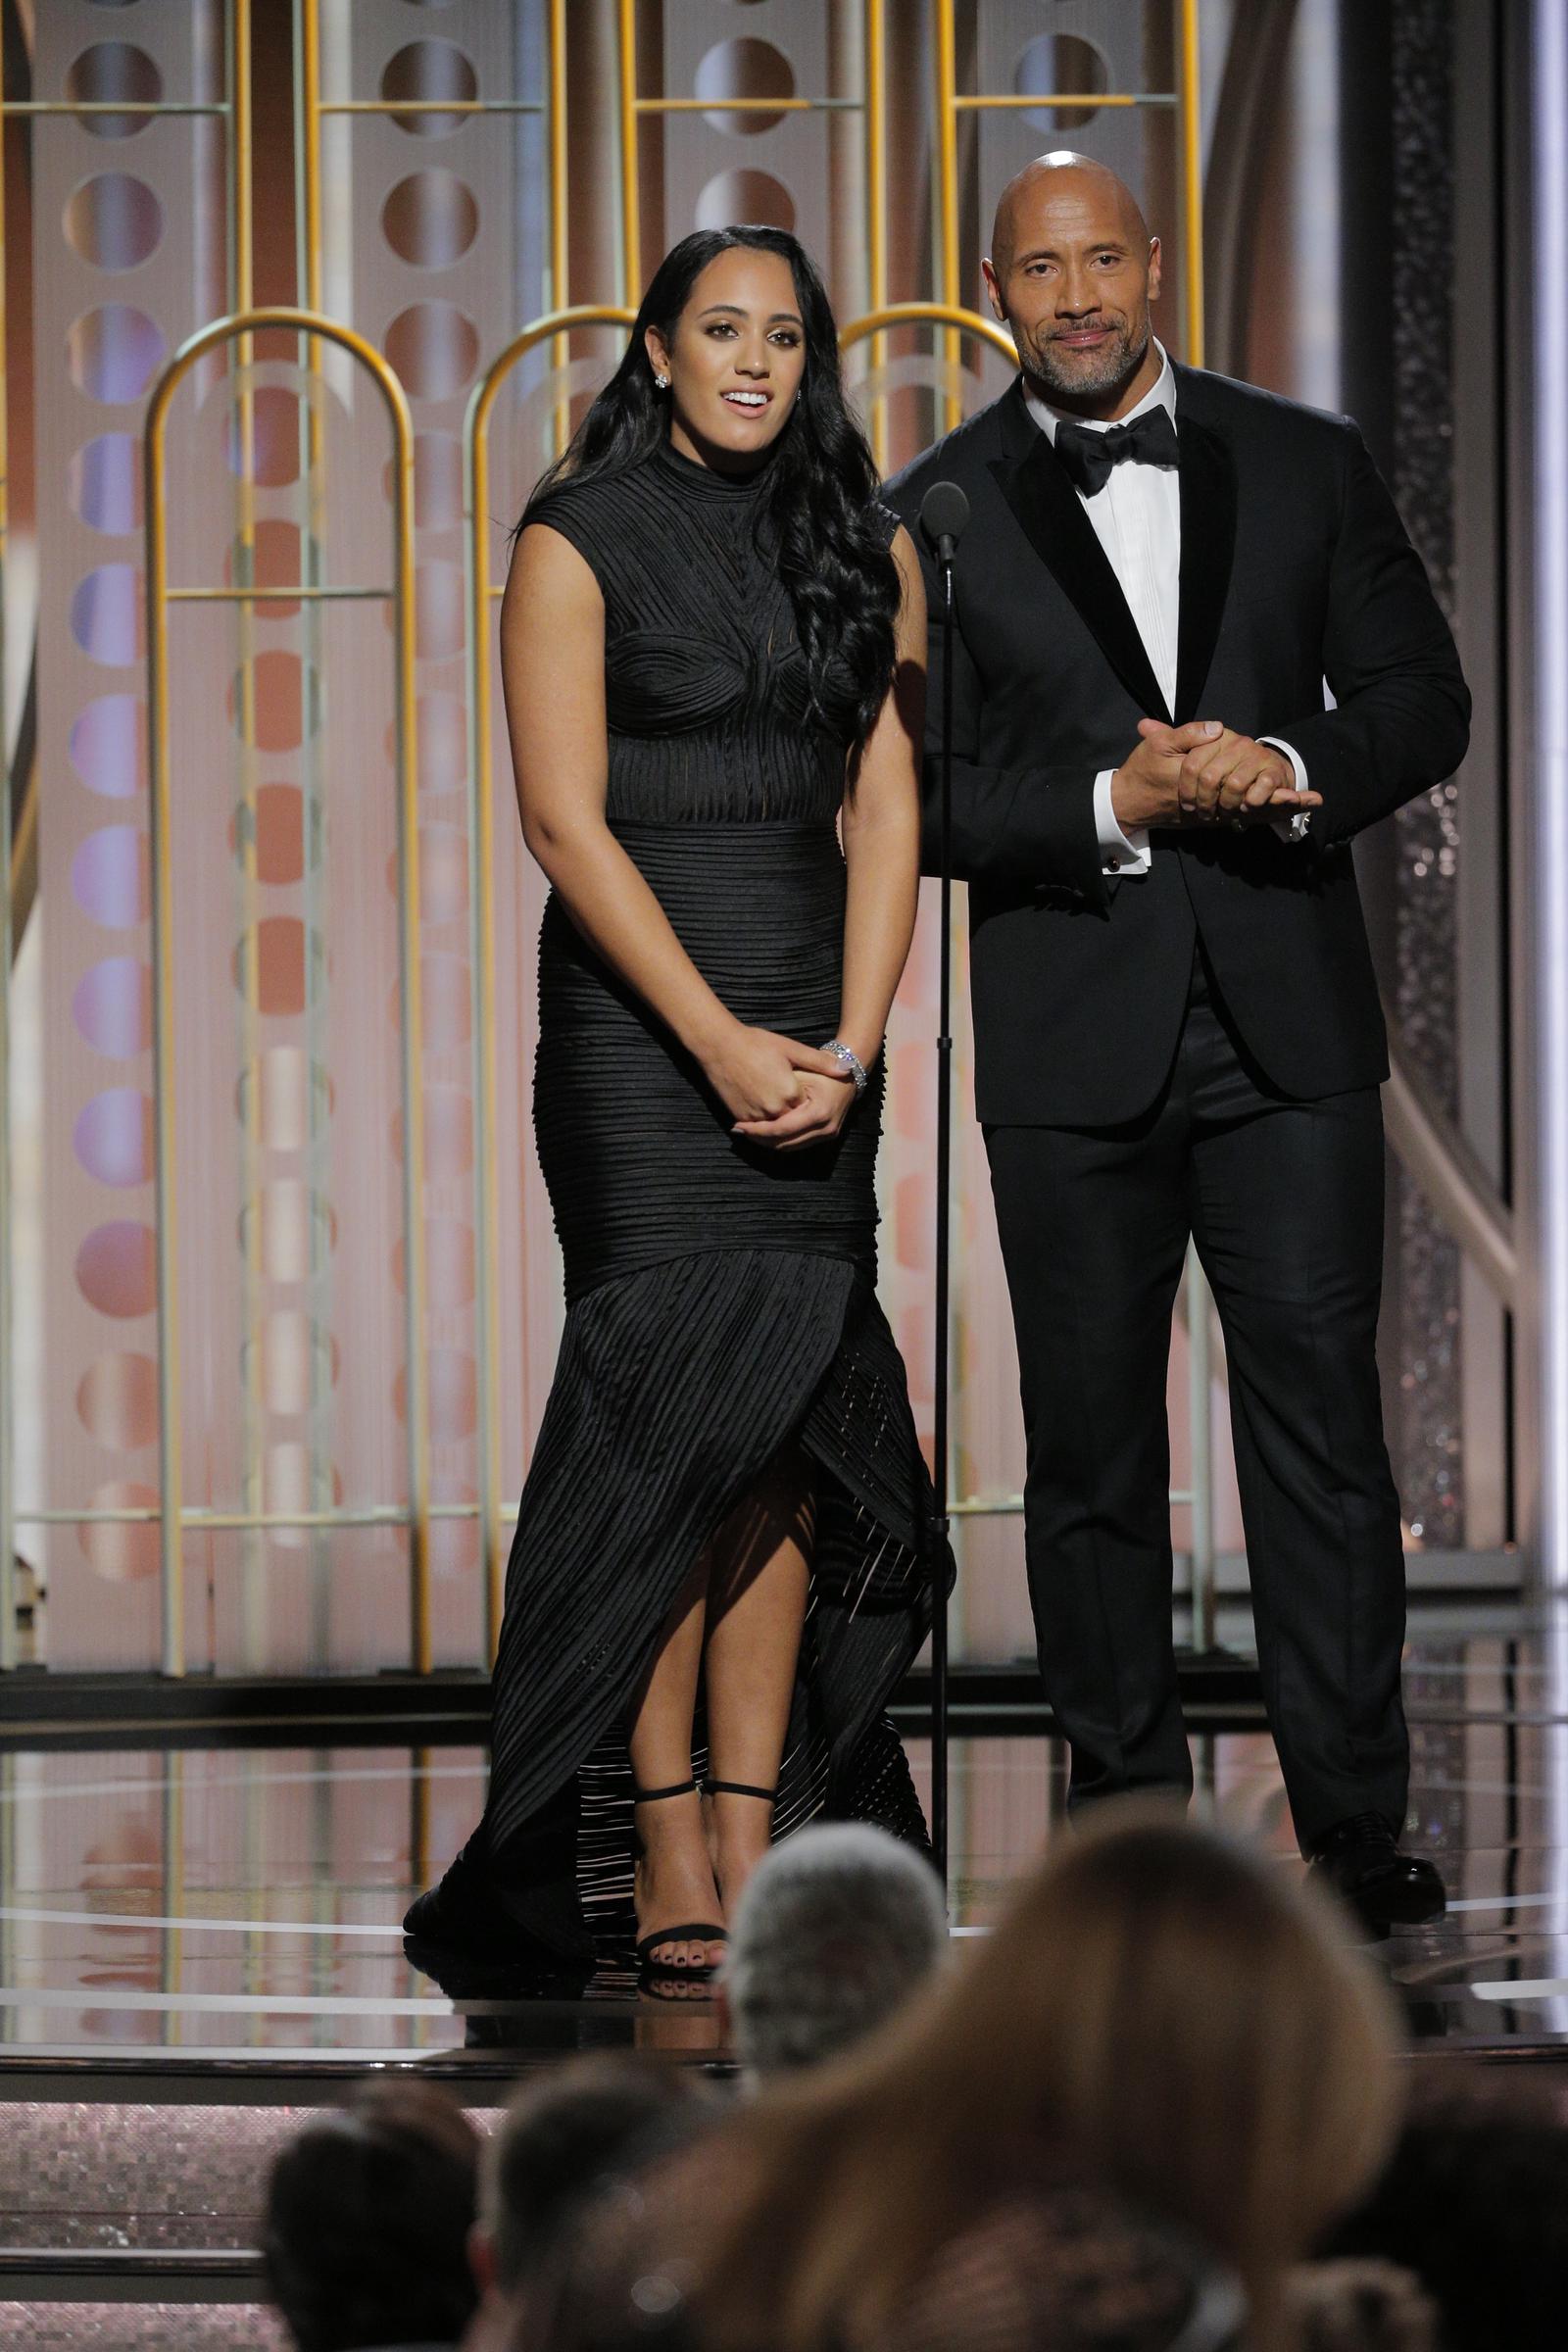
[4,1605,1568,2067]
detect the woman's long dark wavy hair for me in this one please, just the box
[521,226,899,749]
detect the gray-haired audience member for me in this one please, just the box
[716,1822,949,2082]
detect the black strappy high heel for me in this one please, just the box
[632,1779,727,1979]
[702,1778,779,1805]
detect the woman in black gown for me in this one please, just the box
[406,227,940,1983]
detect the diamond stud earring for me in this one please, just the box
[654,372,670,390]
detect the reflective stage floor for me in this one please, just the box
[4,1604,1568,2338]
[7,1604,1568,2064]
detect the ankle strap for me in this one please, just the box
[704,1779,777,1801]
[632,1779,699,1804]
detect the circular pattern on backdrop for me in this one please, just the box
[1014,33,1109,132]
[429,1475,480,1582]
[381,41,478,137]
[382,170,478,268]
[238,1182,335,1284]
[74,1088,154,1188]
[67,304,166,402]
[226,518,310,618]
[388,1087,474,1183]
[384,301,479,401]
[695,38,796,135]
[65,172,164,270]
[392,1220,475,1309]
[243,1312,337,1416]
[232,917,324,1019]
[235,1050,333,1152]
[70,433,141,533]
[71,695,146,798]
[76,1352,159,1450]
[413,559,465,661]
[227,652,321,751]
[72,826,148,927]
[78,1483,161,1582]
[391,431,464,530]
[412,691,466,790]
[386,955,470,1052]
[225,386,303,486]
[71,564,142,665]
[65,45,162,139]
[695,168,796,232]
[230,784,321,887]
[262,1446,344,1553]
[73,955,152,1058]
[393,1348,476,1442]
[387,820,467,923]
[75,1219,157,1318]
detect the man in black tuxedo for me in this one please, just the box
[885,155,1469,1921]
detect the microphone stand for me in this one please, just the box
[931,534,955,1886]
[918,478,967,1890]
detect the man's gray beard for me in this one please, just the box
[1027,317,1149,401]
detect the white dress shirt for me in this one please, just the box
[1022,345,1306,876]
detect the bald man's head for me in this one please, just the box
[983,153,1162,416]
[990,153,1150,280]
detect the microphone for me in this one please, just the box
[919,479,970,564]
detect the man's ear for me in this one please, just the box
[468,2219,497,2296]
[981,257,1006,322]
[1147,235,1162,304]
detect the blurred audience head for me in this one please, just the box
[676,1807,1401,2352]
[717,1822,948,2082]
[1323,2071,1568,2351]
[261,2080,480,2352]
[472,2053,714,2336]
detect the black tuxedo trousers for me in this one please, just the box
[986,946,1409,1846]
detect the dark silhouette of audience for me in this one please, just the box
[466,2053,715,2349]
[253,1813,1568,2352]
[1322,2072,1568,2350]
[262,2080,481,2352]
[532,1808,1404,2352]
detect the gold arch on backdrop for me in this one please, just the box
[142,309,429,1677]
[0,0,256,1671]
[466,306,639,1652]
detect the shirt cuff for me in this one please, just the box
[1094,767,1152,876]
[1259,737,1312,841]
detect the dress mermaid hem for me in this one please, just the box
[405,1246,944,1970]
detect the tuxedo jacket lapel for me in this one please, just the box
[1173,397,1237,723]
[988,386,1171,724]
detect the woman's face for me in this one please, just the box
[646,246,807,471]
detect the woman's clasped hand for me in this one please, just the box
[704,1023,859,1152]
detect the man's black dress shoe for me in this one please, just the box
[1307,1811,1446,1928]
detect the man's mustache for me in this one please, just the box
[1043,316,1128,341]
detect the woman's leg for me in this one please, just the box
[703,1445,814,1911]
[627,1556,723,1972]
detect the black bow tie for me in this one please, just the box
[1053,406,1180,497]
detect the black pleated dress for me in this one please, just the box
[405,438,941,1973]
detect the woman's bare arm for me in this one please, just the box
[503,521,842,1127]
[737,526,926,1149]
[837,526,926,1064]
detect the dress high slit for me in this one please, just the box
[404,437,943,1972]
